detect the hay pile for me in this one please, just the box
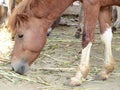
[0,27,13,63]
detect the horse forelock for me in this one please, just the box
[7,0,35,34]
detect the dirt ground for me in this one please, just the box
[0,16,120,90]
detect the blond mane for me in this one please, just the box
[7,0,74,38]
[7,0,35,36]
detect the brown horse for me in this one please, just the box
[7,0,120,86]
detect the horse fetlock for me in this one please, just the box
[104,63,115,74]
[69,66,89,86]
[104,56,115,74]
[78,65,90,78]
[95,61,115,81]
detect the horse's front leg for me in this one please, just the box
[70,0,100,86]
[95,6,115,80]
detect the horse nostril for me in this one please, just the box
[11,60,29,75]
[11,65,25,75]
[16,65,25,75]
[21,65,25,72]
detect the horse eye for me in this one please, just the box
[18,34,24,38]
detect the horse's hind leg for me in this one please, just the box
[74,4,83,39]
[70,0,100,86]
[95,6,115,80]
[113,6,120,28]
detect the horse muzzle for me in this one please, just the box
[11,60,29,75]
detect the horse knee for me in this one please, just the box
[82,33,91,48]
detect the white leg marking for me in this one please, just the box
[101,27,115,75]
[101,27,112,43]
[101,27,114,69]
[71,42,92,84]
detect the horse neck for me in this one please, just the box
[33,0,75,21]
[47,0,74,20]
[100,0,120,6]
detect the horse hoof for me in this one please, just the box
[94,72,108,81]
[68,77,82,86]
[64,79,81,87]
[75,28,82,39]
[75,33,80,39]
[69,80,81,86]
[112,26,117,33]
